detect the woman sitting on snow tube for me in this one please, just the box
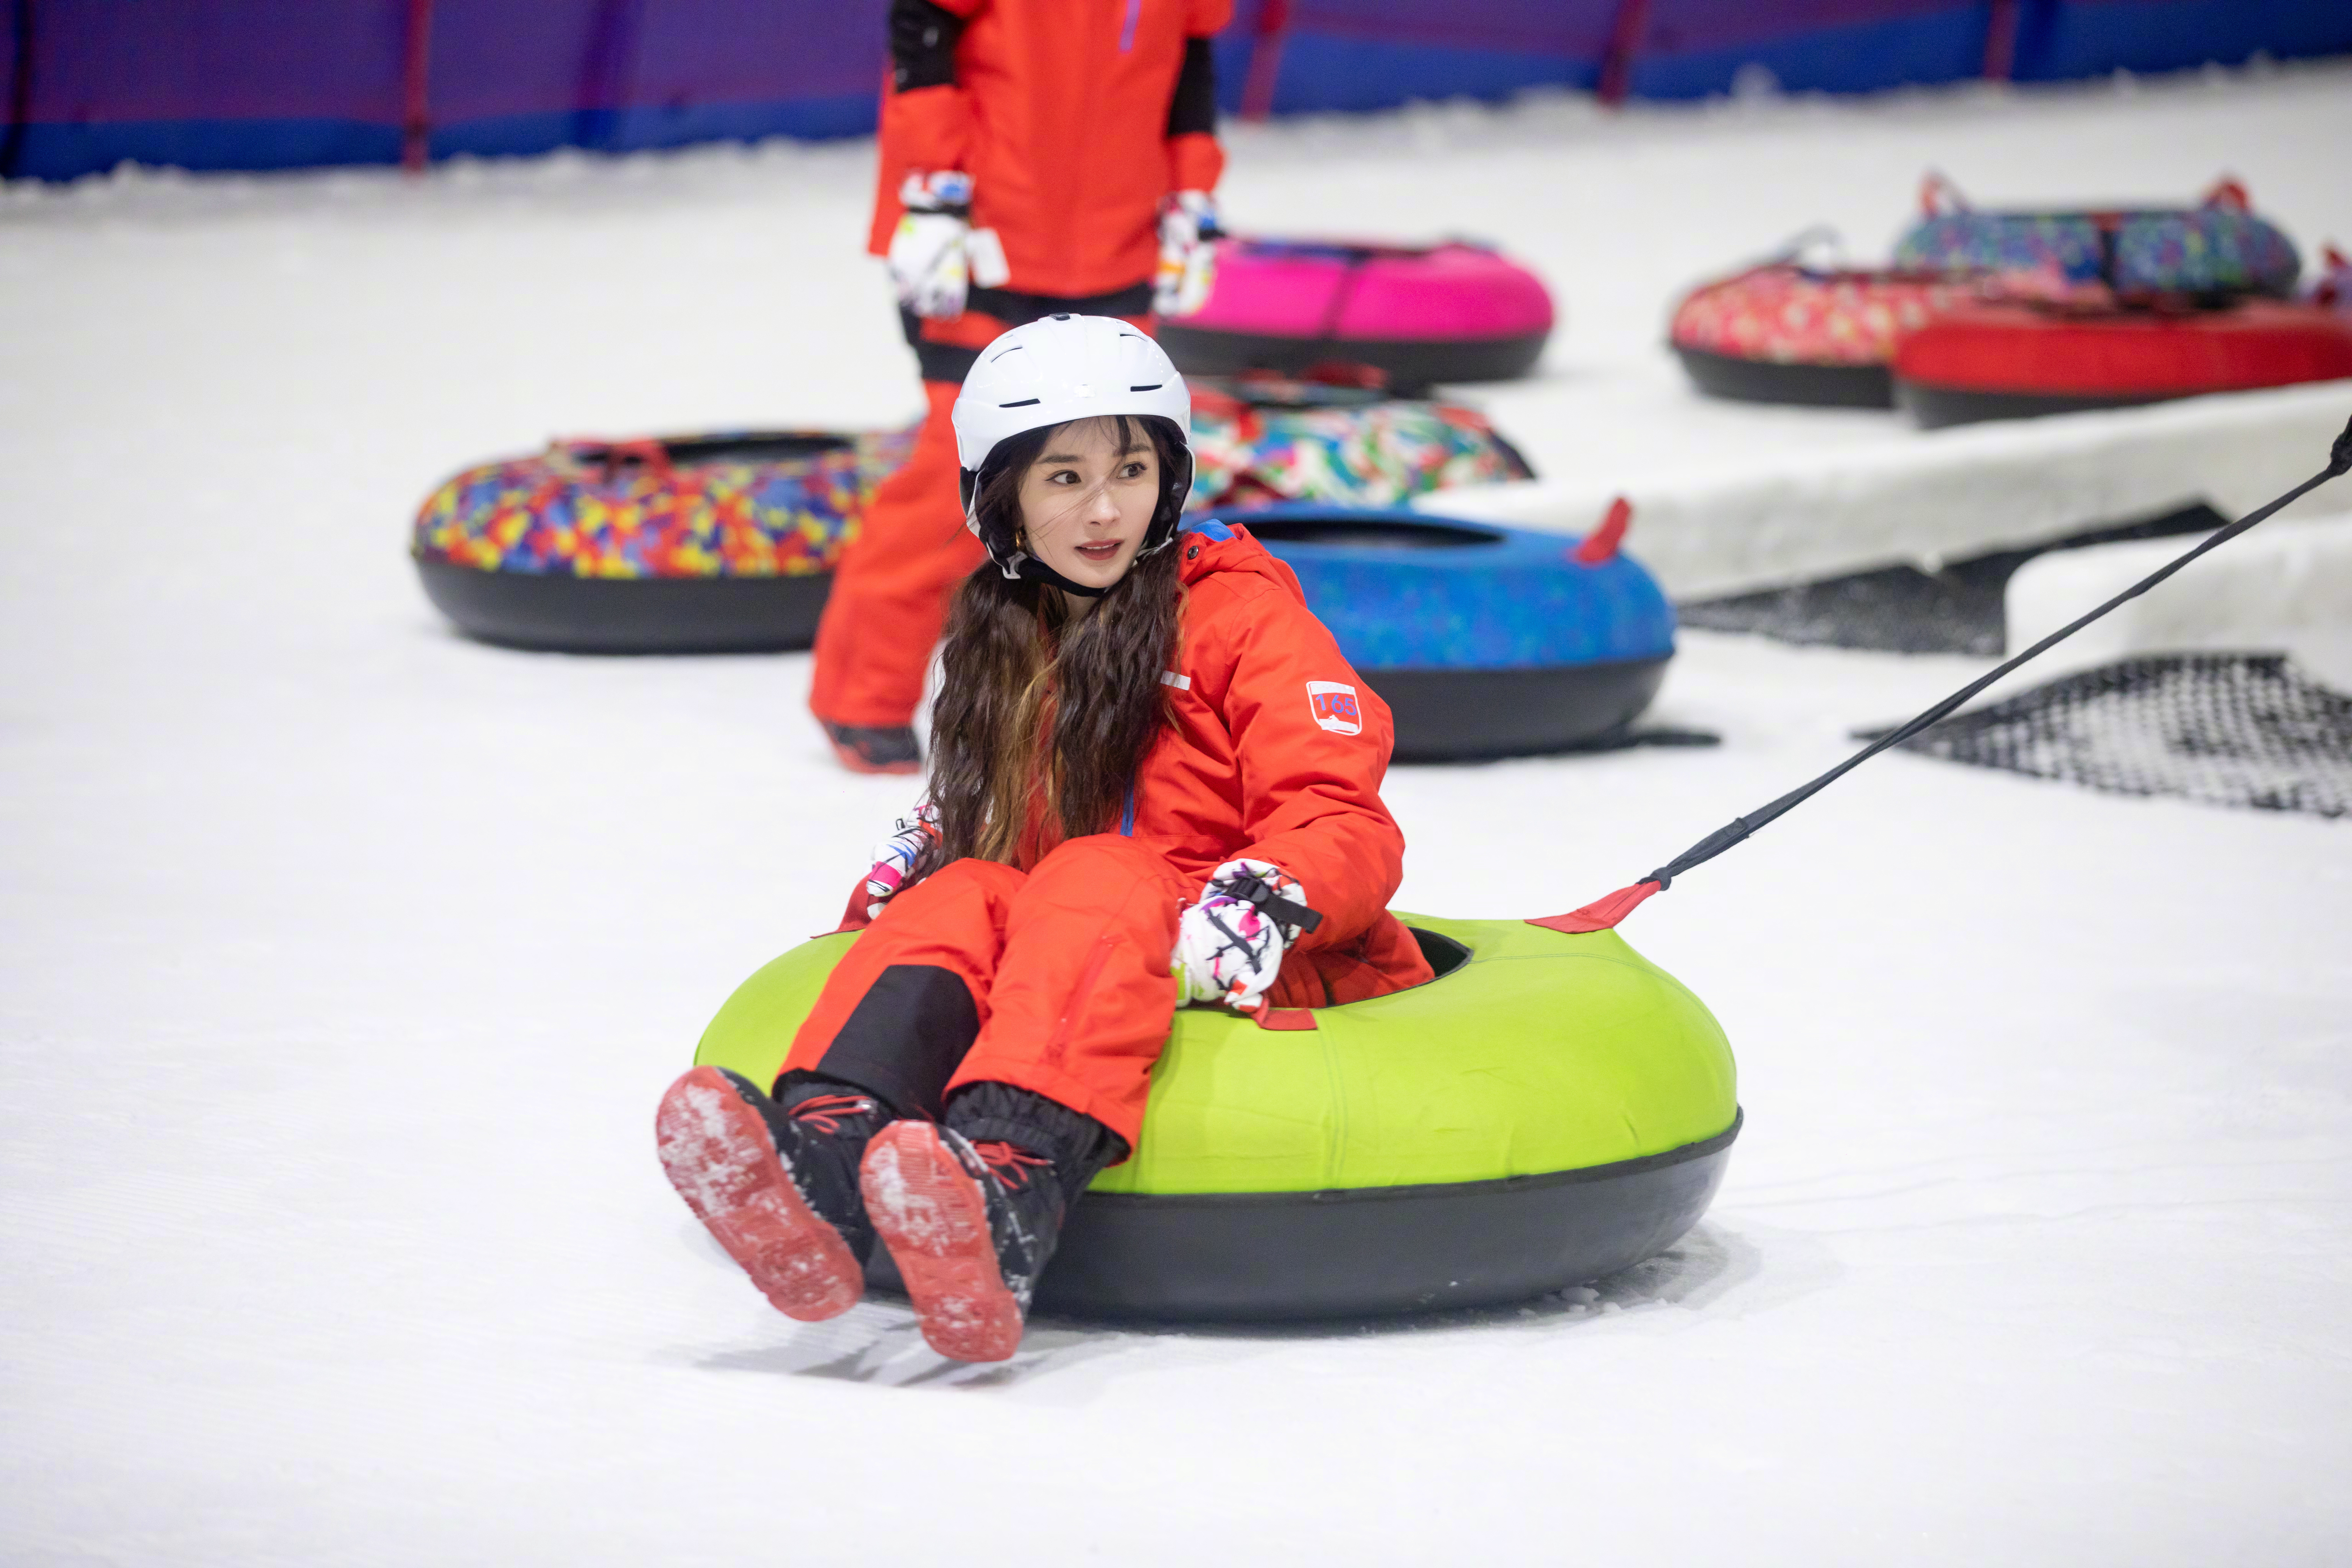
[654,316,1444,1363]
[693,910,1738,1322]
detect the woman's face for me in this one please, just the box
[1016,417,1162,595]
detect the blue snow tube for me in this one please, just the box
[1233,504,1676,761]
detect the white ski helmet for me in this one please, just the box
[952,314,1194,586]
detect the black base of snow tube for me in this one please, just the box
[415,557,833,654]
[1158,322,1549,392]
[865,1112,1739,1321]
[1896,381,2171,429]
[1674,345,1893,408]
[1369,657,1671,762]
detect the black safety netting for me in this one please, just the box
[1880,654,2352,819]
[1678,503,2228,656]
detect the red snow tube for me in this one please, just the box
[1895,300,2352,427]
[1157,238,1554,393]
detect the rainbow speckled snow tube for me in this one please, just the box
[693,914,1739,1321]
[411,429,911,654]
[1240,503,1676,761]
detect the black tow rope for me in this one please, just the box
[1545,412,2352,934]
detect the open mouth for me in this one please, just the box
[1075,540,1125,563]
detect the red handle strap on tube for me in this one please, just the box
[1919,170,1968,217]
[555,437,675,481]
[2201,176,2251,212]
[1571,496,1632,566]
[1531,880,1661,935]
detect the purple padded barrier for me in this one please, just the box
[1624,0,1994,97]
[6,0,2348,180]
[1238,0,2001,110]
[1,0,887,177]
[1279,0,1620,56]
[425,0,885,142]
[1247,0,2352,108]
[6,0,412,174]
[21,0,405,124]
[1638,0,1970,56]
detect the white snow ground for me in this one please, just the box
[5,62,2352,1568]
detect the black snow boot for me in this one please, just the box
[654,1065,892,1321]
[770,1073,895,1258]
[822,721,922,776]
[860,1083,1121,1362]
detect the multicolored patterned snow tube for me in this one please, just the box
[413,390,1536,656]
[1893,175,2303,299]
[1239,501,1674,761]
[1673,177,2305,411]
[1159,238,1555,392]
[412,430,911,653]
[1894,299,2352,428]
[1671,263,1992,407]
[1186,379,1533,512]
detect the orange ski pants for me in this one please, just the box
[807,378,980,729]
[777,835,1196,1155]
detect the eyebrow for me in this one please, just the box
[1036,444,1148,464]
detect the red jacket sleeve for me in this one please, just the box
[1166,131,1225,197]
[1215,586,1407,954]
[866,0,988,258]
[1189,0,1232,27]
[1164,6,1230,196]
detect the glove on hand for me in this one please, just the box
[888,172,1007,319]
[1172,859,1309,1012]
[863,800,940,920]
[890,172,971,318]
[1154,189,1222,317]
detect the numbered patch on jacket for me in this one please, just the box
[1306,680,1363,736]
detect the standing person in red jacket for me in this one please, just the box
[659,317,1433,1360]
[808,0,1233,774]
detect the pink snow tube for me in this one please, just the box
[1156,238,1555,392]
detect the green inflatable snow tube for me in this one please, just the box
[695,913,1740,1321]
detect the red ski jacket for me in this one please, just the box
[843,520,1435,1008]
[1041,519,1434,1008]
[867,0,1232,299]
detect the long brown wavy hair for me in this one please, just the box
[918,413,1189,874]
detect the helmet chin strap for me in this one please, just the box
[1007,552,1109,598]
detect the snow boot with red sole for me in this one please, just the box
[654,1066,886,1323]
[860,1085,1118,1362]
[861,1122,1035,1362]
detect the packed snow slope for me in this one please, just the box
[5,62,2352,1568]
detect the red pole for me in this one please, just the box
[1982,0,2018,82]
[1240,0,1288,124]
[401,0,433,174]
[1598,0,1649,107]
[4,0,34,177]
